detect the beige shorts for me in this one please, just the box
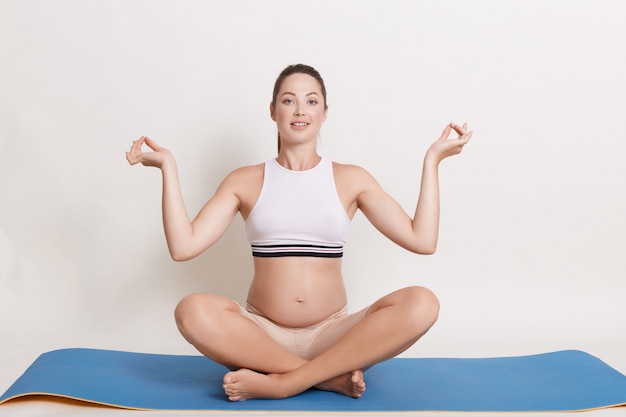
[239,303,369,360]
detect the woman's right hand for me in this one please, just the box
[126,136,174,169]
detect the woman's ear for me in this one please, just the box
[269,102,276,121]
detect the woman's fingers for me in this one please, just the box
[126,136,170,168]
[449,122,465,137]
[429,122,473,162]
[439,122,470,143]
[143,136,159,151]
[126,136,148,165]
[438,123,453,141]
[449,123,472,142]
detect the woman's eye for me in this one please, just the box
[283,99,294,104]
[308,99,317,105]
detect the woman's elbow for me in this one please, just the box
[417,247,437,255]
[170,252,188,262]
[169,238,213,261]
[169,246,195,262]
[418,247,437,255]
[410,242,437,255]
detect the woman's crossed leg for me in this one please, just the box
[175,286,439,401]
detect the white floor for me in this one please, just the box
[1,343,625,417]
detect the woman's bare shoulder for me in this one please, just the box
[220,163,265,216]
[223,163,264,185]
[332,161,377,184]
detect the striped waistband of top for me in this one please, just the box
[251,244,344,258]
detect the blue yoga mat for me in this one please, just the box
[1,348,625,412]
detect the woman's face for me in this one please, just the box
[271,73,328,147]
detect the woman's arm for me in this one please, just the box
[357,123,472,254]
[126,136,240,261]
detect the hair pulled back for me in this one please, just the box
[272,64,328,153]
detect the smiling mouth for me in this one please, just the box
[291,122,309,127]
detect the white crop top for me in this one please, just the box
[245,157,351,258]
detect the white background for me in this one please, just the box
[1,1,625,416]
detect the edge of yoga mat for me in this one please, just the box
[1,348,625,413]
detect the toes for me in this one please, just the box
[223,373,240,401]
[223,385,242,402]
[350,370,366,397]
[223,372,234,384]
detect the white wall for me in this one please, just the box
[1,0,625,366]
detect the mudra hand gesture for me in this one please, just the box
[126,136,173,169]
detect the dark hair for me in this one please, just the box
[272,64,328,153]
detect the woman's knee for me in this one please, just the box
[174,293,233,334]
[402,286,440,328]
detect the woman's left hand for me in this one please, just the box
[426,122,473,164]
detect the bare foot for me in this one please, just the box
[223,369,287,401]
[222,368,366,401]
[315,369,366,398]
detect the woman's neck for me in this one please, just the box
[275,148,321,171]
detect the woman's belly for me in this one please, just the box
[246,257,347,328]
